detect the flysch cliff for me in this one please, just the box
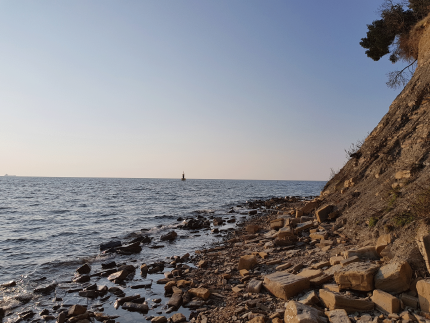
[317,14,430,275]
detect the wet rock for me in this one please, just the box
[114,295,141,308]
[122,302,149,313]
[34,283,58,295]
[42,315,56,321]
[101,261,116,269]
[160,231,178,241]
[56,312,66,323]
[73,275,90,283]
[263,272,310,300]
[213,217,224,225]
[117,242,142,254]
[108,270,129,282]
[76,264,91,275]
[78,290,97,298]
[374,261,412,293]
[371,289,400,314]
[100,240,121,252]
[151,316,167,323]
[248,210,257,215]
[182,218,210,229]
[319,289,374,313]
[1,281,17,288]
[284,300,327,323]
[334,262,380,291]
[68,305,86,316]
[167,293,182,308]
[129,234,152,244]
[171,313,186,323]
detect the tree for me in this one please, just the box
[360,0,430,88]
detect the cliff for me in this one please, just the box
[320,14,430,275]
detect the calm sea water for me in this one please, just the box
[0,177,325,288]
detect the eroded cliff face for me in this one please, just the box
[321,15,430,273]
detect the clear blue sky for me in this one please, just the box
[0,1,406,180]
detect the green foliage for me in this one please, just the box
[369,216,379,227]
[360,19,397,62]
[386,186,401,212]
[393,212,415,226]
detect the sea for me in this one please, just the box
[0,177,325,321]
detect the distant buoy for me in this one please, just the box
[182,172,186,181]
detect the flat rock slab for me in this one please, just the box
[344,246,379,260]
[334,262,380,291]
[263,272,310,300]
[319,289,374,313]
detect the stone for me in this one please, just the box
[198,260,208,268]
[171,313,186,323]
[1,281,16,288]
[247,279,263,293]
[300,201,319,215]
[374,261,412,293]
[100,240,121,251]
[140,264,149,275]
[400,293,419,309]
[122,302,149,313]
[78,290,97,298]
[164,281,176,293]
[299,291,320,306]
[326,309,351,323]
[213,217,224,225]
[249,317,265,323]
[117,242,142,253]
[334,262,380,291]
[310,232,328,240]
[238,255,258,270]
[376,234,392,255]
[34,283,58,294]
[76,264,91,275]
[108,270,128,281]
[294,221,314,234]
[247,225,260,234]
[276,263,292,271]
[310,274,332,286]
[160,231,177,241]
[416,279,430,312]
[371,289,400,314]
[114,295,141,308]
[271,219,284,230]
[323,284,340,293]
[167,293,182,308]
[297,269,323,280]
[284,300,327,323]
[319,289,374,313]
[416,234,430,274]
[56,312,66,323]
[278,227,295,238]
[151,316,167,323]
[340,256,360,267]
[68,305,86,316]
[344,246,379,260]
[316,205,335,223]
[263,272,310,300]
[240,269,250,277]
[312,261,331,269]
[189,287,210,300]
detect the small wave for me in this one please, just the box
[192,209,215,214]
[50,210,70,214]
[0,207,11,210]
[78,204,88,207]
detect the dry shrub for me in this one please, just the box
[410,183,430,217]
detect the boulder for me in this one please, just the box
[122,302,149,313]
[167,293,182,308]
[374,261,412,293]
[300,201,319,215]
[160,231,177,241]
[316,205,335,223]
[108,270,128,281]
[76,264,91,275]
[371,289,400,314]
[171,313,187,323]
[263,272,310,300]
[284,300,327,323]
[151,316,167,323]
[344,246,379,260]
[334,262,380,291]
[100,240,121,251]
[319,289,374,313]
[68,305,86,316]
[416,233,430,273]
[117,242,142,254]
[416,279,430,312]
[326,309,351,323]
[400,293,419,309]
[238,255,258,270]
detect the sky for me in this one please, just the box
[0,1,409,180]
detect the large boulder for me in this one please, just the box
[263,272,310,300]
[315,205,335,223]
[416,279,430,312]
[334,262,380,291]
[416,233,430,273]
[374,261,412,293]
[284,301,327,323]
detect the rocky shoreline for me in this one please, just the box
[2,195,428,323]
